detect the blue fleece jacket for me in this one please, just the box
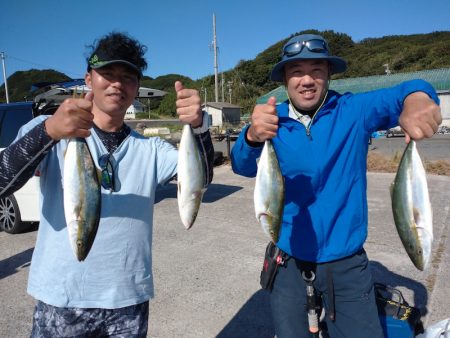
[231,79,439,262]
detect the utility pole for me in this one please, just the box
[201,86,207,103]
[1,52,10,103]
[213,13,219,102]
[148,98,151,119]
[221,72,224,102]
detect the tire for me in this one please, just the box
[0,194,25,234]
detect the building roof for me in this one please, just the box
[203,102,241,109]
[257,68,450,104]
[32,79,166,104]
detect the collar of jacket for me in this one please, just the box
[278,90,340,121]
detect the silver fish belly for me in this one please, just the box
[391,140,433,271]
[63,137,101,261]
[177,125,206,229]
[254,140,284,243]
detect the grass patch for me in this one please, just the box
[367,152,450,176]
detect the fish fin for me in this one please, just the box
[191,191,203,199]
[389,182,394,198]
[413,207,421,226]
[258,213,281,242]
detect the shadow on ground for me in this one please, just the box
[155,182,243,204]
[216,289,275,338]
[0,247,34,280]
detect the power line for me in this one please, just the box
[5,54,84,78]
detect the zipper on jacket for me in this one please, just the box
[305,114,316,140]
[289,91,328,140]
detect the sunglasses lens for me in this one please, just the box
[99,154,114,191]
[283,39,328,57]
[284,41,302,57]
[305,39,327,52]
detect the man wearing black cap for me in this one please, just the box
[231,34,441,337]
[0,32,214,337]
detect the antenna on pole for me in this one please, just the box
[1,52,10,103]
[213,13,219,102]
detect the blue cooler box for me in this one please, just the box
[375,283,424,338]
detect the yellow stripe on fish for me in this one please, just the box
[63,137,101,261]
[254,140,284,243]
[390,140,433,271]
[177,125,206,229]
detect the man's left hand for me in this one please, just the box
[399,91,442,143]
[175,81,203,128]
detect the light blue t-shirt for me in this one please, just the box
[21,116,178,308]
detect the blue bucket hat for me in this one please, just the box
[270,34,347,82]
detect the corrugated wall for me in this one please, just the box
[257,68,450,104]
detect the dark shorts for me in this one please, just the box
[30,300,149,338]
[269,249,384,338]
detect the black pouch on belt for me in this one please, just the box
[260,241,287,291]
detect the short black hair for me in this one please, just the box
[86,32,147,78]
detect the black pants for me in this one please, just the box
[269,249,384,338]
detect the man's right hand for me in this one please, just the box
[44,92,95,141]
[246,96,278,143]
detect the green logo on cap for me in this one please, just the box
[89,54,105,67]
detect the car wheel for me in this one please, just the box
[0,194,25,234]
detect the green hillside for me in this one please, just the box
[1,30,450,114]
[0,69,70,102]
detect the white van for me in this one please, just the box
[0,102,41,233]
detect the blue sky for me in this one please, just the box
[1,0,449,85]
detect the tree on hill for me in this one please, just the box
[140,74,197,116]
[2,30,449,114]
[0,69,70,103]
[141,74,195,92]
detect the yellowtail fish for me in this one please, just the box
[254,140,284,243]
[177,125,206,229]
[63,138,101,261]
[390,140,433,271]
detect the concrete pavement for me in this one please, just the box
[148,166,450,337]
[0,165,449,337]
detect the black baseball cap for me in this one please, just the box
[86,32,147,78]
[87,49,142,77]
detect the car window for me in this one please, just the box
[0,104,34,148]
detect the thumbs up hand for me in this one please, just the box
[45,91,95,140]
[175,81,203,128]
[246,96,278,143]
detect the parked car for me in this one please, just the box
[438,126,450,134]
[0,102,41,233]
[386,126,405,138]
[0,99,58,234]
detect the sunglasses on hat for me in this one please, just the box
[282,39,328,58]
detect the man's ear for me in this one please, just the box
[85,72,92,89]
[327,65,332,88]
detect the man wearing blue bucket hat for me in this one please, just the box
[231,34,442,337]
